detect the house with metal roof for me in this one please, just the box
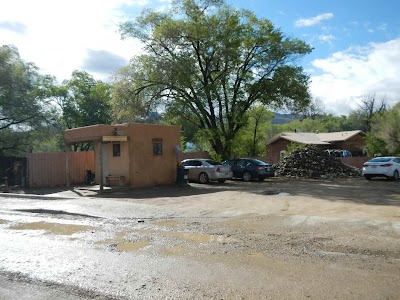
[265,130,366,164]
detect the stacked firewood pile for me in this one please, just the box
[274,146,361,178]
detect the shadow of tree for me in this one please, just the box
[252,177,400,207]
[13,177,400,207]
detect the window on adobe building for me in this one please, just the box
[152,138,163,155]
[113,144,121,157]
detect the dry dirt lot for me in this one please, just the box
[0,177,399,299]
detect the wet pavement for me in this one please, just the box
[0,178,400,299]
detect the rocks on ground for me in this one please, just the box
[274,145,362,178]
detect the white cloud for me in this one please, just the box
[377,23,387,31]
[318,34,334,44]
[310,38,400,115]
[295,13,333,27]
[0,0,144,82]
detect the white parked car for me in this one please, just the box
[181,159,233,184]
[362,157,400,180]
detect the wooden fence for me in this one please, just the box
[337,157,370,169]
[28,152,95,188]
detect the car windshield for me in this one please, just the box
[368,158,392,163]
[205,160,221,165]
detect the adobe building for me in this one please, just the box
[265,130,366,164]
[64,123,181,190]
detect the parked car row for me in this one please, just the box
[181,156,400,184]
[181,158,274,184]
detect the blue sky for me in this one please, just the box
[1,0,400,115]
[232,0,400,70]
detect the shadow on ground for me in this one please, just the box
[253,177,400,207]
[4,177,400,207]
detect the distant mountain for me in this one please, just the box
[271,113,296,124]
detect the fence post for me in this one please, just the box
[65,146,70,188]
[3,176,9,193]
[97,142,104,192]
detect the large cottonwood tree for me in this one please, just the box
[54,70,113,151]
[0,45,55,155]
[115,0,312,158]
[60,70,112,130]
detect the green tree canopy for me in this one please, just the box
[365,101,400,156]
[49,70,113,151]
[115,0,312,158]
[61,70,113,129]
[277,114,354,134]
[0,45,56,155]
[231,105,273,157]
[383,102,400,154]
[347,94,387,133]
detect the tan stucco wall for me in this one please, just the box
[125,123,180,188]
[97,142,130,185]
[65,123,180,188]
[64,124,118,143]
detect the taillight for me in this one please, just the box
[256,166,264,170]
[216,167,221,172]
[381,164,393,167]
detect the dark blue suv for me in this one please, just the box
[222,158,274,181]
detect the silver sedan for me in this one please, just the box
[182,159,233,183]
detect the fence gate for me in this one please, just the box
[28,152,95,188]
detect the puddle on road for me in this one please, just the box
[263,190,290,196]
[95,229,233,254]
[11,222,93,235]
[115,232,125,239]
[137,229,233,244]
[277,192,290,196]
[155,220,178,228]
[15,209,100,219]
[116,240,150,252]
[95,232,151,252]
[161,244,192,256]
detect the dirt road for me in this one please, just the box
[0,177,399,299]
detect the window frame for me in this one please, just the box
[112,143,121,157]
[152,138,163,155]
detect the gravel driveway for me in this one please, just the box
[0,177,399,299]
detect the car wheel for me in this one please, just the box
[392,170,399,181]
[364,175,372,180]
[217,179,226,183]
[198,172,209,184]
[242,171,252,182]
